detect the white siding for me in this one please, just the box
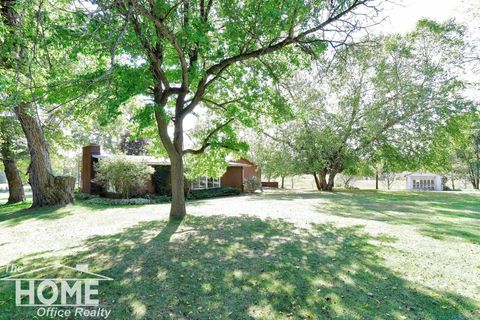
[406,174,443,191]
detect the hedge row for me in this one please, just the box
[74,187,242,206]
[189,187,242,200]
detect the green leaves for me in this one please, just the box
[93,156,154,198]
[416,19,463,35]
[262,19,470,179]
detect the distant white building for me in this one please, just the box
[406,173,444,191]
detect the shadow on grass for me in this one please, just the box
[0,197,205,227]
[73,198,208,212]
[253,190,480,244]
[0,202,73,227]
[320,191,480,244]
[0,216,477,319]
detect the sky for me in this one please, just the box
[376,0,468,34]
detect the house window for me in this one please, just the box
[192,176,221,190]
[412,178,435,190]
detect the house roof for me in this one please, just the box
[92,154,170,165]
[92,154,252,167]
[226,161,251,167]
[405,173,444,177]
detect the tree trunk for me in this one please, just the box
[468,164,480,189]
[476,152,480,190]
[0,124,25,204]
[375,172,379,190]
[281,176,285,189]
[476,167,480,189]
[169,152,186,220]
[313,173,321,190]
[14,103,74,207]
[318,172,327,191]
[326,171,336,191]
[451,178,455,190]
[153,86,188,220]
[472,178,478,190]
[2,158,25,204]
[314,171,331,191]
[2,1,73,207]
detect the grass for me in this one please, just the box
[251,190,480,244]
[319,190,480,244]
[0,189,479,319]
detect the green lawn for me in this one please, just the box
[0,190,479,319]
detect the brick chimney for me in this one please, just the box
[81,144,100,193]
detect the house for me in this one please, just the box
[81,144,260,194]
[405,173,444,191]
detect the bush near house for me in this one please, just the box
[75,189,242,206]
[152,166,170,195]
[190,187,242,200]
[154,195,171,203]
[74,192,99,200]
[93,157,154,199]
[244,176,262,193]
[84,197,152,206]
[152,166,191,196]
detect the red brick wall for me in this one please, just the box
[238,158,261,180]
[221,167,244,191]
[81,144,100,193]
[145,174,156,193]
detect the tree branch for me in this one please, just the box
[183,0,370,116]
[183,118,235,154]
[130,0,189,89]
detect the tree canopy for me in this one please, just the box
[263,20,470,190]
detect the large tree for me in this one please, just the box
[251,138,297,188]
[270,20,468,191]
[0,0,77,207]
[426,113,480,189]
[0,114,25,204]
[87,0,378,219]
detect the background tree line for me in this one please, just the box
[252,20,479,191]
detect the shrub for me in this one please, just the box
[152,166,171,195]
[152,166,191,196]
[154,195,171,203]
[244,176,261,193]
[93,157,154,199]
[85,197,151,206]
[74,192,99,200]
[345,185,359,190]
[190,187,241,199]
[340,175,358,188]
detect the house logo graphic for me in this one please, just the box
[0,264,113,318]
